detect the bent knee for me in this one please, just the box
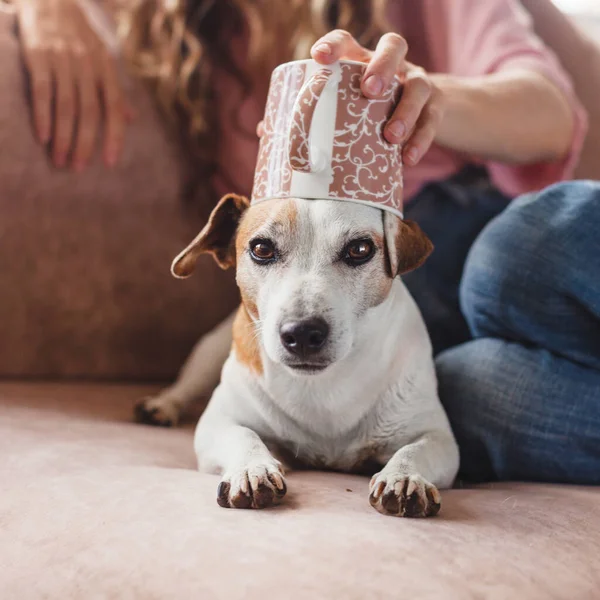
[460,181,600,336]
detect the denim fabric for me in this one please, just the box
[403,168,510,355]
[434,181,600,484]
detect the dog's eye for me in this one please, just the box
[250,239,277,263]
[343,239,375,266]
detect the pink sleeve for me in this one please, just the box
[441,0,588,197]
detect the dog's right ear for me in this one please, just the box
[383,210,433,278]
[171,194,250,278]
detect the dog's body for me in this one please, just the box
[138,196,459,517]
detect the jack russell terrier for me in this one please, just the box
[136,193,459,518]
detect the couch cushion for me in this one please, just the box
[1,383,599,599]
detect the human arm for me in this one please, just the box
[309,0,586,191]
[431,69,574,164]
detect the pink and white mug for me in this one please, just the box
[252,59,404,218]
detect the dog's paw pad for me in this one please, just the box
[134,396,180,427]
[217,464,287,509]
[369,472,440,518]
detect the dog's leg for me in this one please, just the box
[368,430,458,518]
[135,311,235,427]
[194,409,287,509]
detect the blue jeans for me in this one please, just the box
[405,178,600,485]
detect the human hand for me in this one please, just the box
[17,0,132,170]
[310,30,446,166]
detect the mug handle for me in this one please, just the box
[288,67,333,173]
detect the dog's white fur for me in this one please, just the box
[139,197,459,517]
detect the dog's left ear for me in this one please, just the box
[171,194,250,278]
[383,211,434,277]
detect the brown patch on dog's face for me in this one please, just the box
[232,304,263,375]
[240,291,258,321]
[235,199,298,261]
[171,194,249,278]
[234,199,298,321]
[383,211,433,278]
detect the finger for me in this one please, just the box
[19,0,52,143]
[256,120,264,138]
[310,29,371,65]
[99,52,126,167]
[384,70,432,145]
[51,44,76,167]
[362,32,408,98]
[71,50,100,171]
[402,92,445,166]
[24,48,53,143]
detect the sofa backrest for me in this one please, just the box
[522,0,600,180]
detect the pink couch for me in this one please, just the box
[1,2,600,598]
[2,383,600,599]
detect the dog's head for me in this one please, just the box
[173,194,432,375]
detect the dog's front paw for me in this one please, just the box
[217,463,287,509]
[134,394,181,427]
[369,472,441,518]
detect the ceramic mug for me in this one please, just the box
[251,59,404,217]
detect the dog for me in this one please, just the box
[136,193,459,517]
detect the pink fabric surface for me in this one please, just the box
[216,0,588,204]
[1,383,599,599]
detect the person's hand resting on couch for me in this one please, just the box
[16,0,131,170]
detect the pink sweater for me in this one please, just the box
[214,0,587,203]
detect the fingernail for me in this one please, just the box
[387,120,406,140]
[73,161,85,173]
[54,154,66,168]
[406,147,419,164]
[313,43,332,55]
[363,75,383,96]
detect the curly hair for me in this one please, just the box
[118,0,389,209]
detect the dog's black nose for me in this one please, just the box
[280,318,329,357]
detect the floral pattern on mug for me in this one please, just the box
[251,60,404,217]
[328,62,403,213]
[252,63,305,200]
